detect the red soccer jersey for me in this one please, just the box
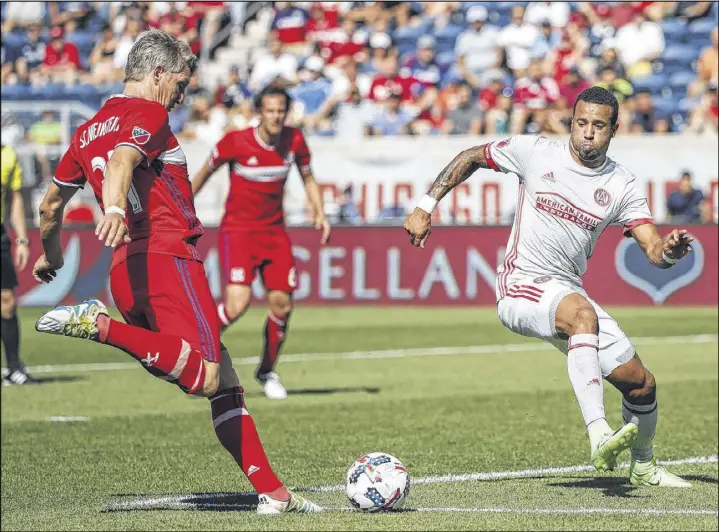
[208,127,311,231]
[43,42,81,69]
[53,94,203,270]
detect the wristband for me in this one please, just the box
[416,194,438,214]
[662,251,677,265]
[15,238,29,245]
[105,206,126,217]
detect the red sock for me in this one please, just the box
[259,312,289,375]
[210,387,283,494]
[98,316,206,394]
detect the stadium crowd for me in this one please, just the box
[1,1,717,141]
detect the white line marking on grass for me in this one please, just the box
[326,507,719,516]
[23,334,719,375]
[47,416,89,422]
[302,455,719,493]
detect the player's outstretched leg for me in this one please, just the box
[210,351,322,514]
[35,299,208,395]
[556,293,637,471]
[607,357,691,487]
[256,291,292,400]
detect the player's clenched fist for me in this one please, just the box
[404,208,432,248]
[663,228,693,260]
[32,254,63,284]
[96,212,131,248]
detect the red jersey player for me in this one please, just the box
[191,86,331,400]
[31,29,321,514]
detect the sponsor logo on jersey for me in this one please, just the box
[533,275,552,284]
[594,188,611,207]
[495,138,510,149]
[536,193,601,231]
[541,171,555,183]
[131,126,151,145]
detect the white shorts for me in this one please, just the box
[496,277,635,377]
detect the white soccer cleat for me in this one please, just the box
[259,371,288,400]
[256,492,323,515]
[35,299,108,341]
[629,457,692,488]
[591,422,638,472]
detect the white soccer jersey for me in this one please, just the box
[484,135,653,300]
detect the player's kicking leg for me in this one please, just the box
[553,292,638,472]
[606,356,691,488]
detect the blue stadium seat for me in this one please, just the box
[688,18,716,37]
[669,70,697,91]
[2,32,27,48]
[653,97,676,116]
[678,97,700,112]
[0,83,32,101]
[632,73,668,94]
[660,19,688,42]
[393,25,422,56]
[433,24,463,54]
[435,50,455,67]
[662,45,700,67]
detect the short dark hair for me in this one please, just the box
[573,86,619,126]
[253,85,292,111]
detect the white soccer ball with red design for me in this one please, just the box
[345,452,410,512]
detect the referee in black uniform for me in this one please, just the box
[1,144,36,385]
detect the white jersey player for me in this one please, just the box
[404,87,692,487]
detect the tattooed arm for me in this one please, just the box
[404,144,492,248]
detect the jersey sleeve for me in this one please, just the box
[484,135,539,179]
[208,132,236,169]
[2,147,23,191]
[294,129,311,172]
[115,104,170,166]
[53,143,86,189]
[615,176,654,237]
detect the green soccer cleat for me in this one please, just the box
[35,299,109,341]
[256,491,324,515]
[591,422,638,472]
[629,457,692,487]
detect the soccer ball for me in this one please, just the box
[345,452,410,512]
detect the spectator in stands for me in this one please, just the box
[41,26,82,85]
[48,1,93,30]
[558,67,590,109]
[667,171,705,223]
[113,16,143,70]
[548,21,589,85]
[214,65,252,109]
[613,11,665,79]
[338,185,361,224]
[688,82,719,134]
[227,100,258,131]
[577,3,617,42]
[440,82,482,135]
[334,83,375,139]
[9,22,46,85]
[316,16,367,65]
[249,32,299,91]
[2,1,45,32]
[365,31,395,75]
[630,89,670,133]
[368,56,420,109]
[497,5,539,74]
[485,93,513,134]
[153,2,200,55]
[511,56,560,134]
[690,27,718,97]
[595,66,634,132]
[666,1,715,22]
[289,55,334,133]
[402,36,445,89]
[596,44,627,80]
[478,74,507,112]
[271,1,310,55]
[524,2,570,28]
[187,1,230,59]
[306,2,338,44]
[531,20,561,60]
[454,5,501,87]
[27,110,62,181]
[89,23,120,84]
[369,91,414,136]
[328,57,372,102]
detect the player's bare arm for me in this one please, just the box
[190,159,217,196]
[9,188,29,271]
[299,166,331,244]
[34,184,79,283]
[97,145,142,248]
[404,144,492,248]
[629,223,694,269]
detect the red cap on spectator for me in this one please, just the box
[50,26,64,40]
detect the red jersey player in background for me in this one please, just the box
[31,29,321,515]
[191,86,331,400]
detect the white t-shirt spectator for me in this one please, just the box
[497,22,539,72]
[524,2,570,28]
[5,1,45,26]
[113,35,138,69]
[249,51,299,91]
[455,24,500,72]
[614,19,665,68]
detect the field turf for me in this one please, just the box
[2,306,717,531]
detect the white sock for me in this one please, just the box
[567,334,608,448]
[622,397,657,462]
[217,303,231,327]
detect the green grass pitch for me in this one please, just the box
[2,306,717,531]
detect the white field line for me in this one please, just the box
[302,456,719,493]
[23,334,719,375]
[104,455,719,514]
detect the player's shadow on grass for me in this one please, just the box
[547,477,648,499]
[104,492,259,513]
[246,386,381,397]
[6,375,86,386]
[681,474,718,485]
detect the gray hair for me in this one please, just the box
[124,29,198,83]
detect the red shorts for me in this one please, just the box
[110,254,221,363]
[219,230,297,293]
